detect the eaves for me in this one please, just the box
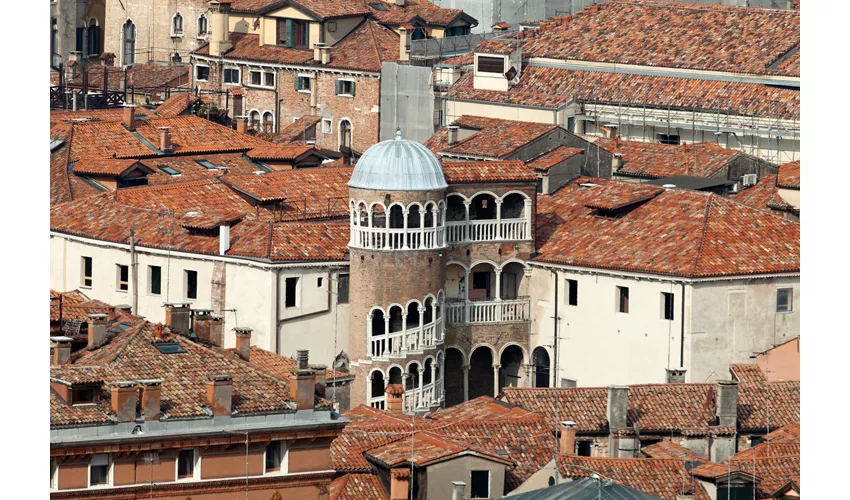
[529,260,799,284]
[442,95,567,112]
[190,54,381,78]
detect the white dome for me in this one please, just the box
[348,131,448,191]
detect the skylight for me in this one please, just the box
[154,342,186,354]
[157,164,181,176]
[196,160,218,170]
[370,2,388,10]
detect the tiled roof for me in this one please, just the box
[730,174,795,214]
[230,0,371,19]
[737,381,800,432]
[776,160,800,189]
[141,153,266,185]
[116,178,256,216]
[441,160,538,183]
[365,431,510,467]
[730,363,767,383]
[153,93,199,117]
[427,396,539,422]
[425,116,559,159]
[71,158,146,176]
[366,0,468,27]
[476,38,522,55]
[557,456,710,500]
[194,32,314,65]
[50,389,112,427]
[223,168,352,215]
[68,120,156,161]
[50,108,128,125]
[277,115,322,143]
[440,51,473,66]
[51,123,102,205]
[64,64,189,91]
[246,347,353,382]
[134,116,268,156]
[595,138,741,179]
[50,289,89,322]
[520,0,800,77]
[535,182,800,278]
[329,473,387,500]
[528,146,584,172]
[446,66,800,120]
[246,145,316,161]
[640,440,705,462]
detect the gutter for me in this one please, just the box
[191,54,381,78]
[527,261,799,284]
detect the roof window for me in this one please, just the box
[157,164,181,176]
[196,160,217,170]
[369,2,388,10]
[154,342,186,354]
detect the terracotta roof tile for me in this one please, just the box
[223,168,352,215]
[595,139,742,179]
[730,174,794,214]
[476,38,522,55]
[64,64,189,91]
[366,0,468,27]
[134,116,268,155]
[142,153,266,185]
[776,160,800,189]
[68,120,156,161]
[528,146,584,172]
[246,347,352,382]
[329,473,387,500]
[276,115,322,143]
[640,440,706,462]
[365,431,504,467]
[153,93,199,117]
[440,52,473,66]
[246,145,316,161]
[441,160,538,183]
[521,0,800,77]
[535,182,800,278]
[730,363,767,383]
[50,389,112,426]
[230,0,371,19]
[50,108,128,125]
[425,116,559,159]
[194,32,314,65]
[51,122,101,204]
[71,158,147,176]
[50,289,90,322]
[737,381,800,432]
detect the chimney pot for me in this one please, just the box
[87,313,108,349]
[51,336,73,365]
[233,327,252,361]
[209,314,224,346]
[155,322,164,340]
[447,125,459,146]
[289,361,317,411]
[122,104,136,131]
[320,46,331,65]
[139,380,163,421]
[313,43,325,62]
[607,385,628,430]
[206,374,233,416]
[452,481,466,500]
[110,381,138,423]
[296,349,309,370]
[559,421,577,455]
[313,364,328,398]
[158,126,173,153]
[164,302,191,335]
[385,384,405,414]
[208,1,233,57]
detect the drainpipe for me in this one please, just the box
[130,229,139,315]
[680,282,686,368]
[552,269,559,388]
[273,268,281,354]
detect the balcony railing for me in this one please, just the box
[369,395,386,410]
[350,225,446,250]
[402,378,443,412]
[446,218,529,244]
[446,298,530,325]
[370,318,445,359]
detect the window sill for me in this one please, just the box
[171,34,184,39]
[247,84,275,90]
[297,89,312,94]
[116,289,129,293]
[224,82,242,86]
[336,93,354,98]
[195,79,209,83]
[80,285,92,290]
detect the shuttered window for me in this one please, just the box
[335,80,355,96]
[477,55,504,74]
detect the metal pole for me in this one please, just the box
[130,229,139,314]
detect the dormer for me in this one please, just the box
[473,39,522,91]
[71,159,155,190]
[247,2,369,48]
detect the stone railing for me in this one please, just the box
[446,298,530,325]
[369,395,386,410]
[350,225,446,250]
[445,218,529,244]
[369,318,445,359]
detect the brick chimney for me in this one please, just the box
[51,336,72,365]
[206,374,233,417]
[289,350,317,410]
[447,125,459,145]
[313,364,327,398]
[193,309,213,342]
[122,104,136,131]
[386,384,404,414]
[158,126,173,153]
[234,327,252,361]
[390,469,410,500]
[607,385,635,458]
[110,381,138,423]
[87,313,108,349]
[715,380,738,427]
[164,302,191,335]
[154,322,164,340]
[209,315,224,346]
[139,379,163,421]
[208,1,233,57]
[235,116,248,134]
[559,421,577,455]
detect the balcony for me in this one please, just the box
[368,359,444,412]
[351,225,446,251]
[446,298,530,325]
[350,200,447,251]
[446,192,532,245]
[370,318,444,358]
[446,218,529,244]
[403,378,443,412]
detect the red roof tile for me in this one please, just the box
[595,139,742,179]
[535,182,800,278]
[528,146,584,172]
[230,0,371,19]
[366,0,470,27]
[246,144,316,161]
[194,32,314,65]
[51,123,102,205]
[246,347,352,382]
[142,153,266,185]
[776,160,800,189]
[365,431,511,467]
[329,473,387,500]
[476,38,522,55]
[153,93,199,117]
[521,0,800,77]
[730,363,767,383]
[72,158,148,176]
[730,174,795,214]
[276,115,322,143]
[736,381,800,432]
[440,52,473,66]
[441,160,538,183]
[134,116,268,155]
[64,64,189,91]
[640,440,705,462]
[222,168,352,216]
[425,116,559,159]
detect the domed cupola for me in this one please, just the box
[348,130,448,191]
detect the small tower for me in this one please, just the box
[348,130,448,412]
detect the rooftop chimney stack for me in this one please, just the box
[87,313,108,349]
[289,350,317,410]
[235,116,248,134]
[313,364,328,398]
[122,104,136,131]
[386,384,404,414]
[394,0,405,6]
[209,315,224,346]
[313,43,325,62]
[193,310,213,342]
[320,46,331,65]
[164,303,191,335]
[51,336,72,365]
[716,380,739,427]
[140,380,163,421]
[560,421,577,455]
[155,322,164,340]
[110,381,138,423]
[398,27,409,61]
[219,222,231,255]
[234,327,252,361]
[208,1,233,57]
[612,153,623,171]
[158,126,173,153]
[447,125,459,145]
[666,368,687,384]
[607,385,635,458]
[452,481,467,500]
[206,374,233,417]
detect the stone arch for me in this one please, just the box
[446,262,468,301]
[387,304,404,333]
[469,345,496,399]
[388,365,403,385]
[368,368,386,400]
[446,193,467,222]
[424,357,434,385]
[406,361,421,390]
[469,261,499,301]
[444,346,465,407]
[500,261,530,300]
[469,191,500,220]
[498,343,527,392]
[388,203,405,229]
[501,190,530,219]
[423,296,434,324]
[532,347,551,388]
[406,301,421,331]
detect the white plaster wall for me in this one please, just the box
[445,99,556,125]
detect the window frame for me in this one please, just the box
[284,277,299,308]
[662,292,675,320]
[184,270,198,300]
[148,265,162,296]
[477,55,505,74]
[171,12,185,37]
[81,256,93,288]
[123,19,136,65]
[295,74,313,93]
[261,111,275,133]
[264,441,289,474]
[88,454,112,488]
[176,448,200,480]
[197,14,209,38]
[248,69,276,89]
[195,64,210,82]
[321,118,333,134]
[566,279,578,306]
[116,264,129,292]
[776,288,793,313]
[336,78,356,97]
[223,67,241,85]
[470,469,491,499]
[337,274,350,304]
[616,286,629,314]
[657,133,681,145]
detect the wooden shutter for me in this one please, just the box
[286,19,296,48]
[335,80,342,95]
[350,81,356,97]
[277,19,286,46]
[76,27,85,52]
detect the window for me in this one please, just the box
[617,286,629,313]
[197,15,208,37]
[561,378,577,388]
[477,55,505,73]
[335,79,355,97]
[149,265,162,295]
[87,18,102,56]
[566,279,578,306]
[196,159,217,170]
[171,52,182,64]
[264,72,275,87]
[446,25,470,37]
[262,111,274,132]
[89,454,110,487]
[123,20,136,65]
[82,257,93,287]
[470,470,490,499]
[116,265,129,291]
[285,277,298,308]
[223,68,240,85]
[51,457,57,489]
[321,118,332,134]
[662,292,675,320]
[185,270,198,300]
[337,274,350,304]
[317,277,323,287]
[157,164,181,176]
[155,342,186,354]
[265,441,286,473]
[278,19,309,48]
[750,436,765,447]
[577,441,592,457]
[295,76,312,92]
[339,119,352,150]
[249,110,261,130]
[177,449,196,479]
[195,65,210,81]
[657,134,680,145]
[74,388,96,404]
[249,70,275,88]
[776,288,793,312]
[172,13,184,36]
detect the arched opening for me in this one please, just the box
[406,302,420,332]
[407,204,422,248]
[370,371,385,399]
[446,195,466,222]
[388,306,404,334]
[372,204,386,228]
[262,111,274,133]
[424,358,433,385]
[446,264,467,301]
[198,15,208,36]
[500,262,528,300]
[499,345,525,391]
[87,18,102,57]
[249,110,261,131]
[406,363,420,391]
[357,202,368,226]
[123,20,136,65]
[533,347,551,388]
[389,366,402,385]
[501,192,527,219]
[339,120,352,150]
[469,262,497,301]
[389,205,405,229]
[370,309,385,357]
[424,202,435,227]
[470,193,497,220]
[469,347,494,399]
[444,348,464,407]
[423,297,434,324]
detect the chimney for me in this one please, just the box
[206,374,233,417]
[164,302,191,335]
[158,126,173,153]
[87,313,108,349]
[139,380,163,421]
[606,385,628,431]
[320,46,331,65]
[394,0,405,5]
[289,350,317,410]
[386,384,404,414]
[51,336,73,365]
[208,0,233,57]
[219,222,231,255]
[492,23,508,34]
[666,368,687,384]
[122,104,136,131]
[447,125,459,145]
[313,43,325,62]
[235,116,248,134]
[452,481,466,500]
[209,314,224,346]
[154,322,164,340]
[313,364,327,398]
[398,27,409,61]
[715,380,738,427]
[560,421,577,455]
[193,309,212,341]
[612,153,623,172]
[390,469,410,500]
[234,327,252,361]
[110,381,138,423]
[310,75,318,115]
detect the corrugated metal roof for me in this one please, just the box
[348,130,448,192]
[503,477,662,500]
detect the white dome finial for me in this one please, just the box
[395,128,402,140]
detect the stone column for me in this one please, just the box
[494,268,503,321]
[418,306,425,348]
[367,312,374,356]
[432,207,440,247]
[402,373,410,412]
[400,312,408,355]
[462,364,470,401]
[495,198,503,240]
[493,364,501,397]
[402,208,409,250]
[523,198,532,240]
[384,316,391,356]
[418,367,425,408]
[419,209,425,249]
[463,200,471,242]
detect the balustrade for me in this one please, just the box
[445,298,530,325]
[446,218,529,244]
[369,317,445,359]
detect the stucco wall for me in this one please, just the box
[426,455,506,500]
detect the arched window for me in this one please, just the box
[123,20,136,65]
[197,15,208,37]
[172,13,184,36]
[262,111,274,133]
[339,119,352,150]
[249,110,261,131]
[87,18,101,56]
[171,52,182,64]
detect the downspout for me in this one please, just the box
[130,229,139,315]
[552,269,559,388]
[680,282,686,368]
[275,84,280,133]
[273,268,281,354]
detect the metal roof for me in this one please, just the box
[348,130,448,192]
[502,477,662,500]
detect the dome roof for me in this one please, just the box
[348,131,448,192]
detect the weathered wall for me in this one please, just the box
[426,455,507,500]
[380,63,436,144]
